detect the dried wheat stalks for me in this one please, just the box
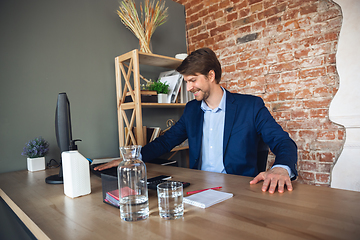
[117,0,168,53]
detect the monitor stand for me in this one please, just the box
[45,165,64,184]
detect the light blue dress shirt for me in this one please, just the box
[200,88,227,173]
[200,88,293,177]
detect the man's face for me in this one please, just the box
[183,73,211,102]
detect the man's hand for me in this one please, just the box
[250,167,293,194]
[93,159,122,171]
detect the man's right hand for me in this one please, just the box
[93,159,122,171]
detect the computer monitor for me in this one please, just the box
[45,92,72,184]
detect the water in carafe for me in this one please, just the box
[118,145,149,221]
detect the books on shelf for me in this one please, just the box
[126,126,161,145]
[146,127,161,143]
[184,189,233,208]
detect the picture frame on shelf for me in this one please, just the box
[158,70,183,103]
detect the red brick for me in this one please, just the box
[300,3,318,15]
[283,9,300,21]
[264,0,276,9]
[258,3,286,20]
[315,173,330,184]
[286,119,320,130]
[210,23,231,36]
[233,15,256,28]
[303,98,331,109]
[317,131,336,141]
[288,0,313,9]
[299,160,316,171]
[294,49,310,59]
[291,109,309,119]
[219,0,232,8]
[224,64,236,72]
[249,58,263,68]
[227,12,238,22]
[191,32,209,42]
[317,162,332,173]
[299,57,324,68]
[235,61,248,70]
[187,20,202,30]
[300,67,326,79]
[262,92,278,101]
[265,73,280,83]
[198,8,209,18]
[205,37,215,46]
[310,109,328,118]
[272,111,291,121]
[248,0,262,5]
[278,52,294,62]
[267,16,281,25]
[251,3,262,12]
[278,91,295,100]
[207,21,217,30]
[208,4,219,14]
[269,61,298,73]
[252,20,266,31]
[187,3,204,16]
[325,54,336,64]
[313,9,341,22]
[337,129,344,140]
[299,171,315,182]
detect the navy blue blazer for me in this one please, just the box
[142,89,298,178]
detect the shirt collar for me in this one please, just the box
[201,87,226,112]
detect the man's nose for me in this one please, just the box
[186,82,192,92]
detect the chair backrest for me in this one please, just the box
[257,137,269,172]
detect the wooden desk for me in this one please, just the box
[1,164,359,240]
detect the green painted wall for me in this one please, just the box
[0,0,187,173]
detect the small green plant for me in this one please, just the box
[21,137,49,158]
[148,80,169,94]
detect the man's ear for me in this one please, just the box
[208,70,215,82]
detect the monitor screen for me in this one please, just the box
[46,92,72,184]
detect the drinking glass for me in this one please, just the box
[157,181,184,220]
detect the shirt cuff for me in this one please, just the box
[271,164,295,179]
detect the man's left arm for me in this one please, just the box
[250,97,298,193]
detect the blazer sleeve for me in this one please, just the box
[141,106,189,162]
[253,97,298,178]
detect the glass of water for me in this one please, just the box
[157,181,184,220]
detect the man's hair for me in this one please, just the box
[176,48,222,83]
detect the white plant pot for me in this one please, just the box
[157,93,167,103]
[27,157,45,172]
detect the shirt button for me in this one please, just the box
[210,146,213,149]
[210,128,213,131]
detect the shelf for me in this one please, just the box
[142,103,186,108]
[117,49,183,69]
[115,49,187,148]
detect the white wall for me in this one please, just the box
[330,0,360,191]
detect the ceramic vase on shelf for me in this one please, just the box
[27,157,45,172]
[157,93,167,103]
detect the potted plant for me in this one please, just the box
[148,80,169,103]
[22,136,49,172]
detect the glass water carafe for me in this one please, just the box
[118,145,149,221]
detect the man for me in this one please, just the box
[95,48,298,193]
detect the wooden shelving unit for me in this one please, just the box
[115,49,187,152]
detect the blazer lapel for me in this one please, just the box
[223,90,237,156]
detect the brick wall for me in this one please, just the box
[173,0,345,186]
